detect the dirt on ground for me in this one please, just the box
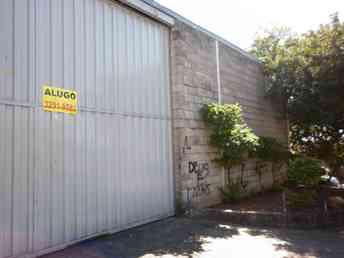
[214,191,283,213]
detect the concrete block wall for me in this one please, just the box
[219,43,287,142]
[170,20,288,209]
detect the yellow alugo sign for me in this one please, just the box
[42,85,78,115]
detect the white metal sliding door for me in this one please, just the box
[0,0,174,257]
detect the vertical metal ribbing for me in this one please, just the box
[0,1,173,257]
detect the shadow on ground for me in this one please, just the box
[42,218,344,258]
[245,226,344,258]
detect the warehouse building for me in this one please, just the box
[0,0,288,257]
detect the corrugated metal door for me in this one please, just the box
[0,0,174,257]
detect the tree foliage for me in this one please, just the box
[251,14,344,171]
[288,157,324,187]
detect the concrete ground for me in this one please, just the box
[42,218,344,258]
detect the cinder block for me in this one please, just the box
[170,20,287,209]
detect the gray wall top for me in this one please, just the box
[140,0,260,63]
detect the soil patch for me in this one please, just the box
[213,191,283,213]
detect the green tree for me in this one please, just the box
[251,14,344,172]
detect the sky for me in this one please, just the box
[156,0,344,50]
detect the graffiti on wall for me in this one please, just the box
[186,161,211,198]
[182,136,192,153]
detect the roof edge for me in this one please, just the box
[141,0,260,63]
[117,0,175,26]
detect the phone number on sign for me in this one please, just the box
[43,101,77,112]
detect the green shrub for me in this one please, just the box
[201,103,259,169]
[269,183,285,193]
[288,157,324,187]
[255,136,289,188]
[219,181,245,203]
[286,190,318,209]
[175,197,186,216]
[256,137,289,163]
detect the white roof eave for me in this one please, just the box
[117,0,175,26]
[119,0,260,64]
